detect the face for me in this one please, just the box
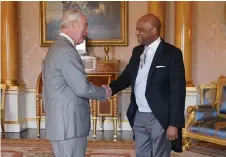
[135,19,156,46]
[71,15,88,45]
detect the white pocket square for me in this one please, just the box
[156,66,165,68]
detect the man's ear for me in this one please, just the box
[151,27,157,35]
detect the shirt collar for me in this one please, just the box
[145,37,161,51]
[60,33,74,46]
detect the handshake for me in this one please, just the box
[102,84,112,99]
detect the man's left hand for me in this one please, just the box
[166,126,178,141]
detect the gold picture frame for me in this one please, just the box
[198,82,217,105]
[40,1,128,47]
[224,2,226,24]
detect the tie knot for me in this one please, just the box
[140,47,149,68]
[141,46,149,59]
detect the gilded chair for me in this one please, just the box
[1,84,7,134]
[36,72,44,137]
[183,76,226,150]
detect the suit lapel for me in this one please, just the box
[132,46,144,87]
[146,40,165,88]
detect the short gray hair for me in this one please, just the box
[60,9,82,28]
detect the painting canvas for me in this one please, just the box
[202,88,217,105]
[199,83,217,105]
[40,1,128,46]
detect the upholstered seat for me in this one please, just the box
[189,117,226,139]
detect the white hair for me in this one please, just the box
[60,9,82,28]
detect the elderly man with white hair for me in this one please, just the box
[42,10,111,157]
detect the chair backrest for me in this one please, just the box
[0,84,7,112]
[36,72,43,96]
[198,82,217,106]
[215,75,226,117]
[36,72,46,115]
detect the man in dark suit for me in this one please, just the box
[104,14,186,157]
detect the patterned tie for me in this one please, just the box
[140,46,149,69]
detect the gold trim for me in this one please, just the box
[5,85,19,90]
[26,117,129,123]
[186,132,226,146]
[4,119,27,124]
[1,84,7,133]
[91,119,128,123]
[3,118,129,123]
[1,80,18,87]
[4,121,19,124]
[186,81,194,87]
[40,1,128,46]
[26,118,46,121]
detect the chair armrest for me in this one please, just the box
[195,104,213,109]
[184,105,218,132]
[187,105,218,122]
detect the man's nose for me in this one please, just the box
[135,30,139,35]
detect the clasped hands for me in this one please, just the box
[102,84,112,99]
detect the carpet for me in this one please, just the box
[1,139,226,157]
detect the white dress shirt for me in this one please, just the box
[60,33,74,47]
[134,37,161,112]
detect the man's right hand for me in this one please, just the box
[102,84,112,98]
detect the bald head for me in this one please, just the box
[135,14,161,46]
[138,14,161,35]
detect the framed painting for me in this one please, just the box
[40,1,128,47]
[215,76,226,117]
[225,2,226,24]
[198,82,217,106]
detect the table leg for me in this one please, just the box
[92,117,97,138]
[99,116,104,131]
[113,117,117,139]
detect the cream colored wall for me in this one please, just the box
[17,1,226,88]
[192,1,226,85]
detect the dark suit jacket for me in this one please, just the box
[109,39,186,152]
